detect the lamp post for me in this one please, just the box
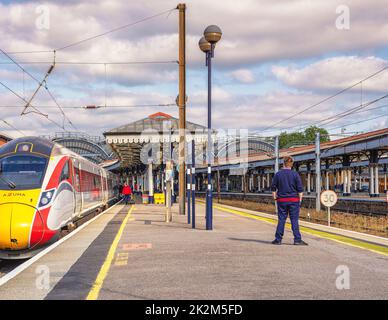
[199,25,222,230]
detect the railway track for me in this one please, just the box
[0,260,23,278]
[197,191,388,216]
[0,200,121,284]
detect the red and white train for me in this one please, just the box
[0,136,120,259]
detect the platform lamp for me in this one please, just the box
[199,25,222,230]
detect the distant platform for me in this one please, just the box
[0,203,387,300]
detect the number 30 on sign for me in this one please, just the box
[320,190,338,207]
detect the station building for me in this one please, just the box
[103,113,388,201]
[0,133,12,146]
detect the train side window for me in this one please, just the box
[60,161,70,182]
[74,167,81,191]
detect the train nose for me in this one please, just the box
[0,203,40,250]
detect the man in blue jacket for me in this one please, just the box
[271,156,308,245]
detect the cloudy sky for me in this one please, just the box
[1,0,388,139]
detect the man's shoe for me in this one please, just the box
[294,240,308,246]
[271,239,282,245]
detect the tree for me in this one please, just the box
[304,126,330,144]
[279,126,329,149]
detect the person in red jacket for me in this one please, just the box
[122,182,132,205]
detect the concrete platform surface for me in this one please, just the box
[0,203,387,300]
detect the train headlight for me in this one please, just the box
[39,189,55,208]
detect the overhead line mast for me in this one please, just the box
[178,3,186,216]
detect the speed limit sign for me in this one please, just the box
[320,190,338,207]
[320,190,338,227]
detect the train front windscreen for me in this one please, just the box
[0,155,48,190]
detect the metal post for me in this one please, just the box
[348,170,352,194]
[375,165,379,196]
[315,132,321,212]
[274,136,279,173]
[370,165,375,196]
[343,169,348,196]
[178,3,186,215]
[328,207,331,227]
[206,47,213,230]
[216,169,220,202]
[273,136,280,213]
[148,161,154,204]
[187,165,191,224]
[165,160,173,222]
[191,139,196,229]
[266,172,270,189]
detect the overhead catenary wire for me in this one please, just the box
[258,64,388,134]
[1,7,177,56]
[3,50,54,54]
[0,7,178,134]
[0,119,25,136]
[0,48,43,84]
[0,103,177,109]
[280,93,388,133]
[0,47,57,114]
[0,60,178,65]
[311,94,388,128]
[328,113,388,131]
[283,103,388,132]
[0,79,66,131]
[18,53,56,116]
[0,47,76,129]
[45,87,78,130]
[56,8,177,51]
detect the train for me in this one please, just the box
[0,136,120,259]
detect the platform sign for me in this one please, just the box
[320,190,338,208]
[320,190,338,227]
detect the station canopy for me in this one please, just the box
[103,112,207,168]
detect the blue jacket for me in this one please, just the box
[271,168,303,199]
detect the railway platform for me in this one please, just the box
[0,202,387,300]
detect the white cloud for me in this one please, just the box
[272,56,388,92]
[1,0,388,137]
[229,69,255,84]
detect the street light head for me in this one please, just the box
[204,25,222,44]
[199,36,211,53]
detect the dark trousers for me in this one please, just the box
[123,194,131,204]
[275,201,302,242]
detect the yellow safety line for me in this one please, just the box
[86,205,135,300]
[210,202,388,257]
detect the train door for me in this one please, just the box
[102,171,108,204]
[73,159,83,216]
[99,170,104,203]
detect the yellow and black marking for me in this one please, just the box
[0,189,41,250]
[209,202,388,257]
[86,205,135,300]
